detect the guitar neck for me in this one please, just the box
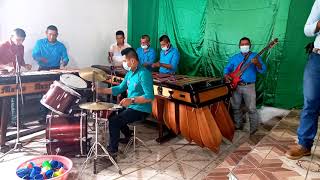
[240,46,269,73]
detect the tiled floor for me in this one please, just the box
[0,109,302,180]
[206,110,320,180]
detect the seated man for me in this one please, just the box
[136,35,156,71]
[32,25,69,70]
[152,35,180,74]
[98,47,154,155]
[108,30,131,67]
[224,37,266,135]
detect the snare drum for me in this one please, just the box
[41,81,81,115]
[60,73,87,89]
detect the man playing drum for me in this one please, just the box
[97,47,154,156]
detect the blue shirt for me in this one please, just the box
[32,38,69,68]
[224,52,266,83]
[112,65,154,113]
[159,46,180,74]
[136,47,156,71]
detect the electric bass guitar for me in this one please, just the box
[228,38,278,90]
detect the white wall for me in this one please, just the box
[0,0,128,69]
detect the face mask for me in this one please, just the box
[141,45,148,49]
[122,61,131,71]
[240,45,250,53]
[161,46,168,51]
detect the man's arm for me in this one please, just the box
[304,0,320,37]
[61,44,69,66]
[119,71,154,107]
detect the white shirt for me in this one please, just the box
[305,0,320,48]
[109,42,131,66]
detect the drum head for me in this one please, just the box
[60,74,87,89]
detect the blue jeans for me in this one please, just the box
[108,108,148,152]
[231,83,259,133]
[298,52,320,150]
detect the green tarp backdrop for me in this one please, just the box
[128,0,315,109]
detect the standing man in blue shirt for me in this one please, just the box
[152,35,180,74]
[286,0,320,160]
[97,48,154,155]
[32,25,69,70]
[224,37,266,135]
[136,35,156,71]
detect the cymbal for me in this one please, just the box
[79,67,107,82]
[79,102,115,110]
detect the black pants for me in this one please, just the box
[108,108,148,152]
[38,66,60,71]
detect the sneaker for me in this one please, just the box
[285,145,311,160]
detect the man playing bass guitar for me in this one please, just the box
[223,37,267,135]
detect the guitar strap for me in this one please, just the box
[240,51,252,70]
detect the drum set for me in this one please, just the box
[40,67,122,174]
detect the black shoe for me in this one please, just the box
[38,119,46,125]
[10,122,27,129]
[119,137,131,144]
[235,126,243,130]
[250,129,258,135]
[106,146,118,157]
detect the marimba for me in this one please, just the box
[92,65,234,153]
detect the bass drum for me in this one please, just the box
[46,111,87,157]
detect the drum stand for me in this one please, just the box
[0,56,42,161]
[80,111,122,175]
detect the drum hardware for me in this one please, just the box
[79,67,122,175]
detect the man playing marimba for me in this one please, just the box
[0,28,32,151]
[32,25,69,71]
[98,47,154,156]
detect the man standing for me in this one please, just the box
[98,48,154,155]
[224,37,266,135]
[286,0,320,160]
[136,35,156,71]
[108,30,131,67]
[0,28,32,151]
[32,25,69,70]
[152,35,180,74]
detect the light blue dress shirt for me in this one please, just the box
[159,46,180,74]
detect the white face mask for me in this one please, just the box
[141,45,148,49]
[240,45,250,53]
[161,46,168,51]
[122,61,131,71]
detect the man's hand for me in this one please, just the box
[151,62,160,68]
[119,98,132,107]
[23,64,32,70]
[108,52,113,64]
[40,58,48,64]
[224,75,232,83]
[251,58,262,69]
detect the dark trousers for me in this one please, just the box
[38,66,60,71]
[108,108,148,152]
[298,52,320,150]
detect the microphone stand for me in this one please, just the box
[0,56,41,161]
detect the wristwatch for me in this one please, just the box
[131,98,135,104]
